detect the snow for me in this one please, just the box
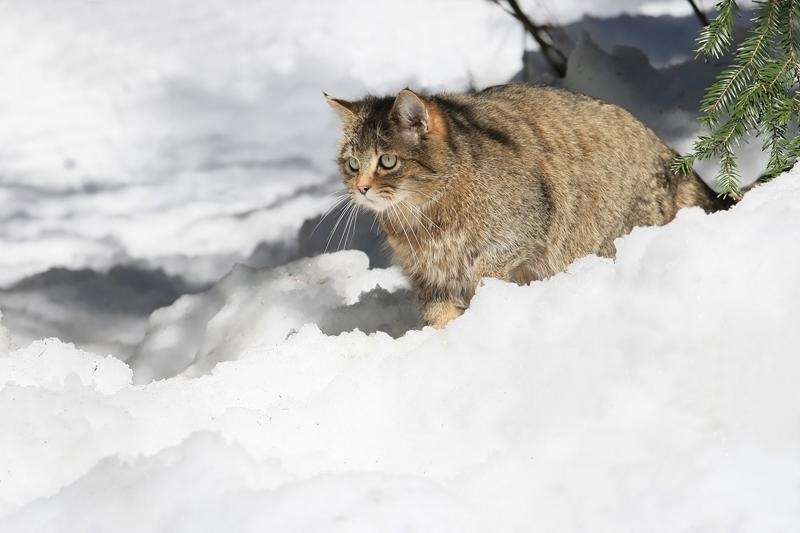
[1,168,800,531]
[1,0,797,529]
[128,252,413,382]
[0,311,9,356]
[0,338,131,394]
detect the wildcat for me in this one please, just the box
[326,84,729,328]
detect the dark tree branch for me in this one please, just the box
[489,0,568,77]
[687,0,711,26]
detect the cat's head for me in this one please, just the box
[325,89,449,213]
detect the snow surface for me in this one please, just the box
[1,168,799,531]
[128,253,414,382]
[1,1,796,530]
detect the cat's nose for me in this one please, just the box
[358,185,371,195]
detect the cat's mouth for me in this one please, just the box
[351,188,399,213]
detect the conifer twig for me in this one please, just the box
[674,0,800,197]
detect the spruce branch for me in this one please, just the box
[696,0,739,58]
[700,0,781,125]
[675,0,800,197]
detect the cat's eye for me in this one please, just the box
[347,157,360,172]
[379,154,398,169]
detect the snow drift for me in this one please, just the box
[1,168,799,532]
[128,254,415,382]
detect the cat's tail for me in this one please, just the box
[703,172,772,212]
[678,170,736,213]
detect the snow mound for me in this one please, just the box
[128,252,415,382]
[0,265,195,359]
[0,339,130,394]
[1,169,799,531]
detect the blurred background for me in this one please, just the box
[0,0,758,358]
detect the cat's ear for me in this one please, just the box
[324,92,359,123]
[391,89,430,141]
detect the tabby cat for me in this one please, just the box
[326,84,728,328]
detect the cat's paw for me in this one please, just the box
[423,302,463,329]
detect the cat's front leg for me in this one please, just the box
[422,300,464,329]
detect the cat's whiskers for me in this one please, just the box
[399,199,435,242]
[389,204,420,269]
[399,198,440,234]
[394,202,425,255]
[346,202,359,248]
[337,201,358,251]
[325,199,355,253]
[337,203,351,251]
[347,204,360,248]
[312,193,350,236]
[396,186,454,225]
[397,185,437,202]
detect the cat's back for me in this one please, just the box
[435,84,676,209]
[441,84,668,162]
[430,84,723,259]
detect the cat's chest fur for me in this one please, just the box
[379,209,507,305]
